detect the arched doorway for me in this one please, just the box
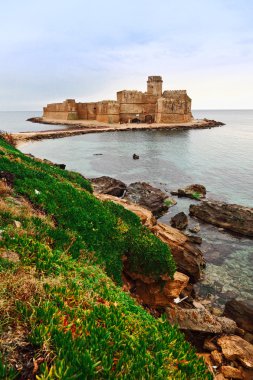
[145,115,153,123]
[131,118,141,124]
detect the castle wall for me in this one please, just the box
[43,109,71,120]
[76,103,88,119]
[96,101,120,123]
[86,103,97,120]
[76,103,97,120]
[117,91,159,122]
[43,100,78,120]
[117,91,144,122]
[156,112,192,123]
[155,94,192,123]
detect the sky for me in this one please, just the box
[0,0,253,110]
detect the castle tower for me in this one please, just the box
[147,76,163,97]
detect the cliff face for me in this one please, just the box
[0,136,211,379]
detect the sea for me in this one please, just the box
[1,110,253,307]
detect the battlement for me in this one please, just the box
[147,76,163,82]
[97,100,118,104]
[163,90,187,96]
[117,90,144,95]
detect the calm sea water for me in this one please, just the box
[1,110,253,306]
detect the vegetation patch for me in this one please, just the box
[191,192,201,200]
[0,137,211,379]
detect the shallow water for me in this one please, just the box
[1,110,253,306]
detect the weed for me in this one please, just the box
[191,192,201,200]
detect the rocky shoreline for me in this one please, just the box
[12,117,225,143]
[12,140,253,379]
[90,175,253,379]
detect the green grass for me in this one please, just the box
[191,192,201,200]
[164,198,174,207]
[0,137,211,379]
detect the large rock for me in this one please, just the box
[172,184,206,200]
[189,201,253,237]
[152,223,205,282]
[133,271,189,307]
[217,335,253,368]
[170,212,188,230]
[166,306,237,333]
[91,176,127,197]
[224,299,253,334]
[125,182,175,217]
[221,366,243,379]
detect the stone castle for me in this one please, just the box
[43,76,192,124]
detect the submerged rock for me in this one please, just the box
[189,201,253,237]
[91,176,127,197]
[184,233,202,245]
[170,212,188,230]
[224,299,253,334]
[125,182,175,217]
[132,153,139,160]
[189,223,201,233]
[172,184,206,200]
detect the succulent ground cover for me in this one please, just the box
[0,137,211,379]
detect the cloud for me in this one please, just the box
[0,0,252,109]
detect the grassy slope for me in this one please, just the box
[0,137,211,379]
